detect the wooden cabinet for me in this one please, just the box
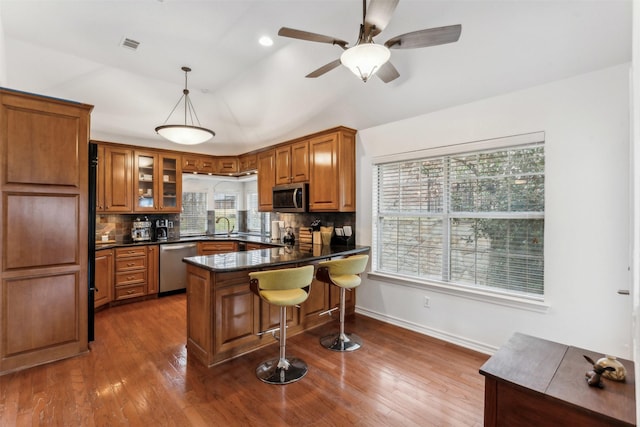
[0,88,92,374]
[198,241,238,256]
[257,149,276,212]
[275,140,309,185]
[114,246,147,300]
[217,157,239,175]
[239,153,257,173]
[101,145,133,212]
[244,242,277,251]
[182,155,216,174]
[308,128,356,212]
[94,249,114,308]
[134,152,181,213]
[147,245,158,295]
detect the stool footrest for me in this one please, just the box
[319,306,339,317]
[256,325,285,338]
[256,357,308,384]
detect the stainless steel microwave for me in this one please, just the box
[272,183,308,212]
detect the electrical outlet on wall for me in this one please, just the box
[423,296,430,308]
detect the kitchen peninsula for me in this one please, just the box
[183,244,369,367]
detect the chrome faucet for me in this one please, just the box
[216,216,234,237]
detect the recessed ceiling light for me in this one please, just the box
[259,36,273,47]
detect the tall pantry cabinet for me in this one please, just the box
[0,89,93,375]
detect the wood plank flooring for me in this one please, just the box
[0,294,489,426]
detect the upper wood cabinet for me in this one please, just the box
[308,128,356,212]
[134,151,182,213]
[0,89,92,375]
[239,153,257,173]
[182,155,216,174]
[217,157,239,175]
[101,146,133,212]
[257,149,276,212]
[275,140,309,185]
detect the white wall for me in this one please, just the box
[356,64,632,357]
[0,6,7,86]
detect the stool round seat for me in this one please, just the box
[249,265,314,385]
[316,254,369,352]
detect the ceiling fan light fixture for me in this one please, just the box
[155,66,215,145]
[340,42,390,82]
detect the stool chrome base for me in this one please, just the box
[320,333,362,352]
[255,357,308,385]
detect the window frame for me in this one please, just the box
[371,131,548,310]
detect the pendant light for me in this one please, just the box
[155,66,215,145]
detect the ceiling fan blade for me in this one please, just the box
[278,27,348,48]
[305,58,342,78]
[364,0,399,37]
[365,0,399,38]
[385,24,462,49]
[376,61,400,83]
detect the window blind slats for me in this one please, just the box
[374,142,544,297]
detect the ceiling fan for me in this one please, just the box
[278,0,461,83]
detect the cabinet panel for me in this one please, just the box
[114,283,146,300]
[291,140,309,182]
[275,145,292,185]
[5,193,78,269]
[147,245,158,295]
[159,155,181,212]
[214,284,260,354]
[217,157,238,175]
[94,249,113,308]
[239,154,257,172]
[103,146,133,212]
[3,273,79,356]
[182,155,216,174]
[257,149,275,212]
[4,105,80,186]
[134,151,158,212]
[197,241,237,256]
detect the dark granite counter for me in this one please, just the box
[183,244,370,272]
[95,233,283,251]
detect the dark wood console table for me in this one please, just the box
[480,333,635,426]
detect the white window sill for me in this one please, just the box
[367,271,550,313]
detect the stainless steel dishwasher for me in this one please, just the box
[159,242,197,295]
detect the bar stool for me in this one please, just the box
[316,254,369,352]
[249,265,314,384]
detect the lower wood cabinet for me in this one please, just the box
[147,245,158,295]
[94,249,114,308]
[114,246,147,301]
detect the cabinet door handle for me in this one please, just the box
[126,290,135,295]
[127,262,135,266]
[127,275,134,280]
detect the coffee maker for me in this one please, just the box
[131,216,151,242]
[154,219,169,241]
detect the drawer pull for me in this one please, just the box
[127,262,135,266]
[127,276,134,280]
[126,290,135,295]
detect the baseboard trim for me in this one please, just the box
[355,306,498,356]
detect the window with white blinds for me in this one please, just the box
[214,193,238,233]
[373,139,544,298]
[181,192,207,235]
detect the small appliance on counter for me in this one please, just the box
[154,219,169,241]
[131,216,151,242]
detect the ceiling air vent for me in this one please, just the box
[120,37,140,51]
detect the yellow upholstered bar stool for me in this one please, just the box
[249,265,314,384]
[316,254,369,352]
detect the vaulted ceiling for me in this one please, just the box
[0,0,632,155]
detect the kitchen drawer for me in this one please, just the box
[115,246,147,258]
[198,241,238,255]
[115,256,146,271]
[114,283,146,300]
[115,270,146,286]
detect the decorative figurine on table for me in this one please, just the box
[584,355,616,388]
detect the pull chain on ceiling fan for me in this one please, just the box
[278,0,462,83]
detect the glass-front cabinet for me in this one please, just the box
[134,151,181,213]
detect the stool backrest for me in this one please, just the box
[249,265,314,291]
[319,254,369,276]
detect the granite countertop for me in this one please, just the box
[183,244,370,272]
[95,233,283,250]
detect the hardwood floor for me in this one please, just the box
[0,294,489,426]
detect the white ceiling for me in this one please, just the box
[0,0,632,155]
